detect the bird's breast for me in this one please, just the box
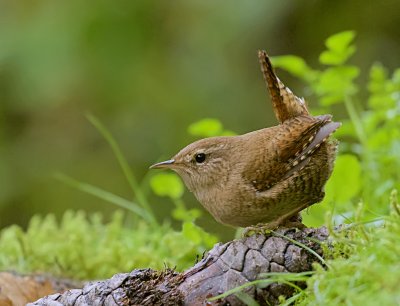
[193,177,258,227]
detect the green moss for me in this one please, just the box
[297,202,400,305]
[0,210,217,280]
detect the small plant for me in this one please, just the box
[294,194,400,306]
[273,30,400,226]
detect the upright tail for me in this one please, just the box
[258,50,310,123]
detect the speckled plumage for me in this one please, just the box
[151,51,340,228]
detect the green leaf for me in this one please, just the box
[325,31,356,52]
[181,221,218,247]
[324,154,362,204]
[391,68,400,86]
[235,292,260,306]
[188,118,223,137]
[319,31,356,65]
[367,63,395,110]
[172,207,202,222]
[333,120,356,138]
[319,47,355,65]
[314,66,360,105]
[368,63,387,94]
[271,55,317,82]
[150,173,184,199]
[182,221,203,244]
[303,154,362,227]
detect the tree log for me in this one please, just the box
[29,227,329,306]
[0,272,80,306]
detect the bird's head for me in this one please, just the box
[150,136,237,194]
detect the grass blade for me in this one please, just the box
[234,291,260,306]
[272,231,329,268]
[86,113,156,224]
[55,173,152,222]
[208,279,275,301]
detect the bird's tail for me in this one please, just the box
[258,50,310,123]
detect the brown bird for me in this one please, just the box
[151,51,340,229]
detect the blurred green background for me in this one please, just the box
[1,0,400,237]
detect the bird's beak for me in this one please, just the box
[149,159,175,169]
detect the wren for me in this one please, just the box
[151,51,340,228]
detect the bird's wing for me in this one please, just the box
[244,115,340,192]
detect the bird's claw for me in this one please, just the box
[242,219,307,237]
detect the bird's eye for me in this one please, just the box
[194,153,206,163]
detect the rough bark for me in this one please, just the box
[29,226,329,306]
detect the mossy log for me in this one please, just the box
[28,227,329,306]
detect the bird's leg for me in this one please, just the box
[242,223,276,237]
[242,213,306,237]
